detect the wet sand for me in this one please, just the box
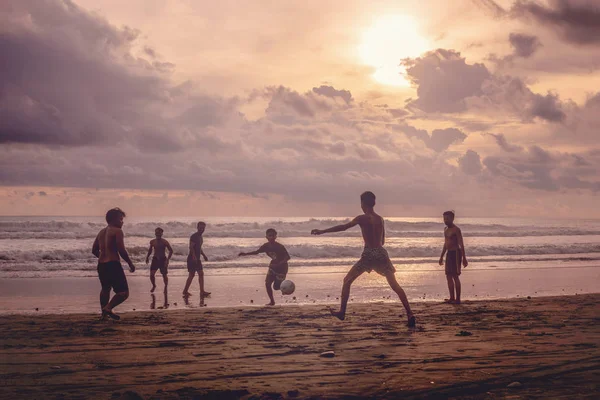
[1,294,599,399]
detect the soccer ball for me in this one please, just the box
[280,280,295,295]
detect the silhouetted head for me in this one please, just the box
[360,191,376,212]
[266,228,277,243]
[105,208,126,228]
[196,221,206,234]
[443,210,455,226]
[155,227,164,239]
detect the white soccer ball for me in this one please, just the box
[280,280,295,295]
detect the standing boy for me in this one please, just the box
[311,191,416,327]
[239,228,291,306]
[439,211,468,304]
[183,222,210,297]
[92,208,136,320]
[145,227,174,293]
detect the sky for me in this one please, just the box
[1,0,600,217]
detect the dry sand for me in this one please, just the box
[1,294,599,399]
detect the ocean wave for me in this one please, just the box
[2,242,600,267]
[1,218,599,239]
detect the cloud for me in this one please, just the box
[488,133,524,153]
[403,49,567,123]
[511,0,600,45]
[429,128,468,152]
[509,32,542,58]
[459,150,483,175]
[404,49,491,113]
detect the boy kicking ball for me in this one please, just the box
[239,228,291,306]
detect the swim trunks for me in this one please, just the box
[150,257,168,275]
[266,265,288,290]
[353,247,396,276]
[445,250,462,276]
[97,260,129,293]
[187,256,203,273]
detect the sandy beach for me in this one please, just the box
[1,294,599,399]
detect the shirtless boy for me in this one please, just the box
[183,222,211,297]
[238,228,291,306]
[145,227,173,293]
[311,192,416,327]
[439,211,468,304]
[92,208,136,320]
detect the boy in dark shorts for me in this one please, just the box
[92,208,136,320]
[239,228,291,306]
[145,227,174,293]
[439,211,468,304]
[183,222,210,297]
[311,191,416,327]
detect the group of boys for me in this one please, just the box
[93,191,467,326]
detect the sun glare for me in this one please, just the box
[359,15,430,87]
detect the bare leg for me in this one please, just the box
[454,276,461,304]
[385,272,415,326]
[265,274,275,306]
[198,270,211,296]
[162,274,168,291]
[100,289,110,311]
[105,291,129,311]
[331,267,364,320]
[183,272,194,295]
[150,270,157,293]
[446,275,456,302]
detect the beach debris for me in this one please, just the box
[292,296,296,300]
[507,381,522,388]
[250,300,254,303]
[35,308,39,311]
[375,354,386,359]
[173,302,177,306]
[527,296,531,299]
[456,330,473,336]
[306,294,309,298]
[287,389,300,398]
[320,351,335,358]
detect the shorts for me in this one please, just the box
[352,247,396,276]
[445,250,462,276]
[98,261,129,293]
[150,257,168,275]
[187,257,203,273]
[266,265,288,290]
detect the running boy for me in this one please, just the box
[311,191,416,327]
[439,211,468,304]
[239,228,291,306]
[183,222,211,297]
[92,208,136,320]
[145,227,173,293]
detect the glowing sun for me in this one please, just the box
[359,15,431,87]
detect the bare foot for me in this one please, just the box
[454,299,461,305]
[101,309,120,321]
[330,309,345,321]
[182,292,192,297]
[407,315,416,328]
[151,285,156,293]
[444,299,456,304]
[265,301,275,306]
[201,291,211,297]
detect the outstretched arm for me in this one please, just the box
[457,228,468,267]
[239,244,266,257]
[311,217,360,235]
[92,236,100,258]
